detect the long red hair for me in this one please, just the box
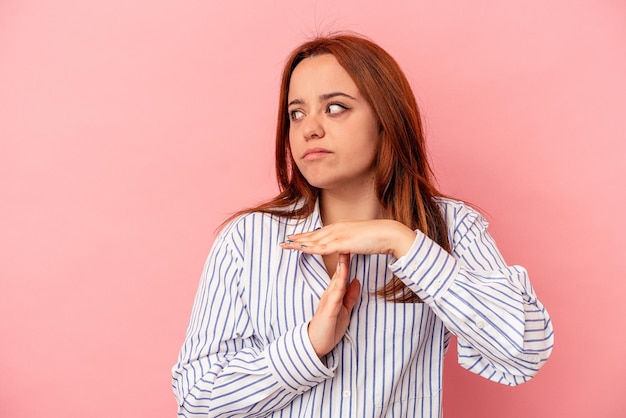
[233,33,450,302]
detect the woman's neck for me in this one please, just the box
[319,187,383,225]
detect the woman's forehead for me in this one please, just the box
[288,55,359,101]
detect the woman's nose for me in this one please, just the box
[303,115,325,140]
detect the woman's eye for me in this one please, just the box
[290,110,304,121]
[327,103,348,115]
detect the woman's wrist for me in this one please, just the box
[387,221,417,259]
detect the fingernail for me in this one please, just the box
[285,239,293,243]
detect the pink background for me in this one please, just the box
[1,0,625,417]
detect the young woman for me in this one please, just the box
[172,33,553,417]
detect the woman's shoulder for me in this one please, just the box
[218,210,284,236]
[434,196,473,211]
[218,206,312,243]
[434,196,489,231]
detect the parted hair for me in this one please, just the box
[234,33,451,302]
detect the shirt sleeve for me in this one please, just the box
[171,231,334,418]
[389,206,554,386]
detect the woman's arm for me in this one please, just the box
[388,208,553,385]
[172,233,334,418]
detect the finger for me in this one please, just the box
[289,224,346,245]
[321,254,351,310]
[343,278,361,311]
[337,253,350,268]
[331,254,348,288]
[320,255,347,296]
[279,240,335,255]
[287,227,328,241]
[281,226,346,251]
[331,253,350,289]
[286,225,354,251]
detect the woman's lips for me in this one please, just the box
[302,148,332,160]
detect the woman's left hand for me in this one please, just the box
[280,219,417,259]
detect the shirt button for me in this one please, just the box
[343,390,351,398]
[476,321,486,329]
[408,263,418,272]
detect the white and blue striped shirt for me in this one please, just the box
[172,198,553,417]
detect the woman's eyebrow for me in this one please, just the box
[287,98,304,107]
[288,92,357,107]
[320,92,357,101]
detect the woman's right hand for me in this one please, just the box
[307,253,361,358]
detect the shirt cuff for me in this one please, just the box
[265,322,334,394]
[389,231,459,302]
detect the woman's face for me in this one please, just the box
[287,54,380,194]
